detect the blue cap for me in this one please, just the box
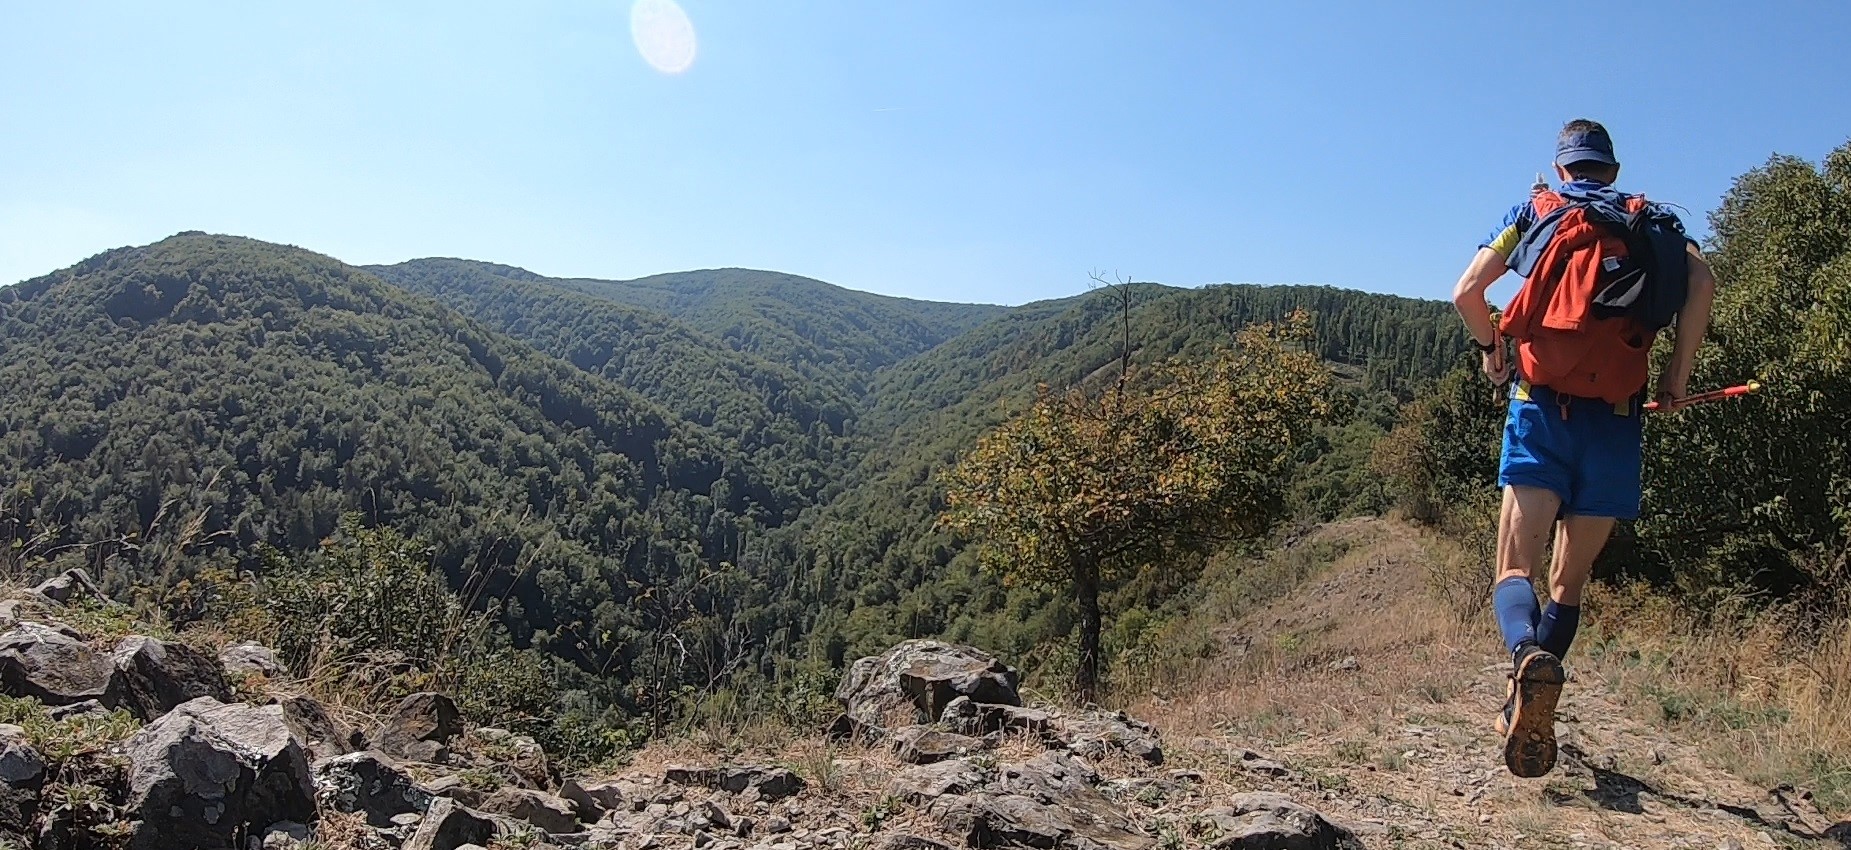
[1556,126,1618,167]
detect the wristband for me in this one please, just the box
[1474,338,1498,354]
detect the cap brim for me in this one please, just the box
[1555,148,1618,167]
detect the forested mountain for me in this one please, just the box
[372,260,1008,391]
[0,230,1471,731]
[366,258,858,515]
[0,233,808,718]
[764,280,1469,667]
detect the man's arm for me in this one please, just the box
[1453,246,1510,382]
[1656,242,1718,409]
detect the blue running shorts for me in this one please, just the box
[1497,381,1645,519]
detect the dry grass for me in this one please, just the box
[1574,581,1851,814]
[305,809,387,850]
[1410,511,1851,817]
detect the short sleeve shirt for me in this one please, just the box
[1479,179,1694,259]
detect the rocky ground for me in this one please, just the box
[1,520,1847,850]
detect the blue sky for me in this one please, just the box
[4,2,1848,306]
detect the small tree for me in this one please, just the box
[940,312,1332,703]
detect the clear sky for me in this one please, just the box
[4,2,1849,306]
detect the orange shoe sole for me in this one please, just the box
[1503,651,1566,778]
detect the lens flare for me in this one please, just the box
[631,0,697,75]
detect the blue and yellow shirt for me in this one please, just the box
[1479,179,1692,259]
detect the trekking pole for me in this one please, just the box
[1643,381,1761,412]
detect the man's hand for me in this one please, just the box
[1653,373,1689,412]
[1482,342,1510,384]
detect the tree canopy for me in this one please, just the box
[941,311,1333,699]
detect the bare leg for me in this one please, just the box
[1496,485,1562,586]
[1492,486,1570,778]
[1548,515,1614,606]
[1536,514,1614,659]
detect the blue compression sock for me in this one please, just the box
[1493,577,1541,656]
[1538,601,1581,659]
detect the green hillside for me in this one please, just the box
[0,234,807,715]
[1,232,1476,739]
[434,263,1009,386]
[766,280,1470,666]
[367,258,859,516]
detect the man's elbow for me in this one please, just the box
[1685,251,1717,297]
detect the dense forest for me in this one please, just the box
[0,224,1485,744]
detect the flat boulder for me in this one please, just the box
[32,568,107,606]
[477,787,579,834]
[942,696,1053,738]
[889,759,988,804]
[112,635,233,720]
[220,641,287,678]
[920,752,1153,850]
[405,797,496,850]
[375,692,463,764]
[315,750,434,827]
[0,623,120,706]
[559,777,624,820]
[123,697,316,850]
[1057,709,1163,765]
[1193,792,1365,850]
[665,765,805,801]
[837,640,1021,734]
[891,725,991,765]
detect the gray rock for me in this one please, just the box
[1056,709,1164,765]
[891,725,990,765]
[32,568,107,606]
[315,750,434,827]
[221,642,287,678]
[836,640,1022,734]
[701,799,734,830]
[889,758,989,804]
[882,836,953,850]
[424,774,489,809]
[0,622,121,706]
[766,816,792,834]
[665,766,805,801]
[1194,792,1364,850]
[262,820,312,850]
[112,635,233,719]
[0,593,57,630]
[941,696,1052,738]
[919,752,1152,850]
[123,697,316,850]
[479,787,580,834]
[1328,656,1360,672]
[46,700,107,721]
[0,724,43,834]
[560,777,623,820]
[281,693,365,760]
[405,797,497,850]
[463,726,553,789]
[375,692,463,764]
[1231,748,1291,778]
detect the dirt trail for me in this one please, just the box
[1132,518,1850,849]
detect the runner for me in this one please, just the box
[1448,119,1719,777]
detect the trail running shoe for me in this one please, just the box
[1493,675,1515,737]
[1502,642,1566,778]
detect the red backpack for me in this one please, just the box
[1498,189,1661,405]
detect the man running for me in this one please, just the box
[1449,118,1718,777]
